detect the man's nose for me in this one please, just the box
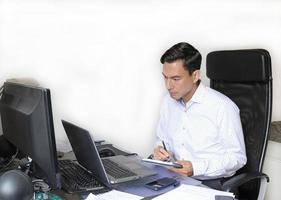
[166,79,173,90]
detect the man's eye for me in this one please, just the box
[173,78,180,81]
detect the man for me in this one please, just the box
[153,42,247,188]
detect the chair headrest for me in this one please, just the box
[206,49,272,82]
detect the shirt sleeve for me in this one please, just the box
[192,100,247,178]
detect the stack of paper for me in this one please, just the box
[85,190,142,200]
[85,193,101,200]
[153,184,234,200]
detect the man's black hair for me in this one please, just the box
[160,42,202,75]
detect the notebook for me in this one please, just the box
[62,120,157,185]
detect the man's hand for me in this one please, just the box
[170,160,193,176]
[153,146,173,161]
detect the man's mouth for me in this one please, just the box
[169,92,177,96]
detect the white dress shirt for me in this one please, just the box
[156,83,247,180]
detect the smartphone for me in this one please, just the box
[144,177,179,191]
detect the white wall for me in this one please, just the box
[1,0,281,199]
[1,0,281,157]
[263,141,281,200]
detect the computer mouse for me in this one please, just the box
[98,148,116,158]
[0,170,33,200]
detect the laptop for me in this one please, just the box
[62,120,157,185]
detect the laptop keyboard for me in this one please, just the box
[58,160,110,194]
[102,159,137,179]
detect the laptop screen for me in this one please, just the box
[62,120,110,185]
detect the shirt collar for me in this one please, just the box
[189,82,206,104]
[178,82,206,109]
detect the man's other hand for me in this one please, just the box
[170,160,193,176]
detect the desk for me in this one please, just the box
[0,148,201,200]
[1,154,230,200]
[110,164,201,197]
[47,190,81,200]
[56,151,201,200]
[52,169,200,200]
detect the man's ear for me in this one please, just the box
[192,70,200,83]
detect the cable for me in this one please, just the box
[0,148,19,169]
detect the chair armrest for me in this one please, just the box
[222,172,269,192]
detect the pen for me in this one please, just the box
[162,141,170,161]
[162,141,167,151]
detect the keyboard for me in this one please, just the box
[102,159,137,179]
[58,160,110,194]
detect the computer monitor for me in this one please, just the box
[0,81,60,189]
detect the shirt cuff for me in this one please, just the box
[191,159,208,176]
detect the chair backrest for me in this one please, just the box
[206,49,272,175]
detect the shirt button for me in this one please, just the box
[182,127,186,130]
[181,143,184,146]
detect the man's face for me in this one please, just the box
[162,59,199,103]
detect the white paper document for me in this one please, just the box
[153,184,234,200]
[85,193,101,200]
[86,190,142,200]
[99,190,142,200]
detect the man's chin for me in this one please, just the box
[169,93,180,100]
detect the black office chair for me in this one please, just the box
[206,49,272,200]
